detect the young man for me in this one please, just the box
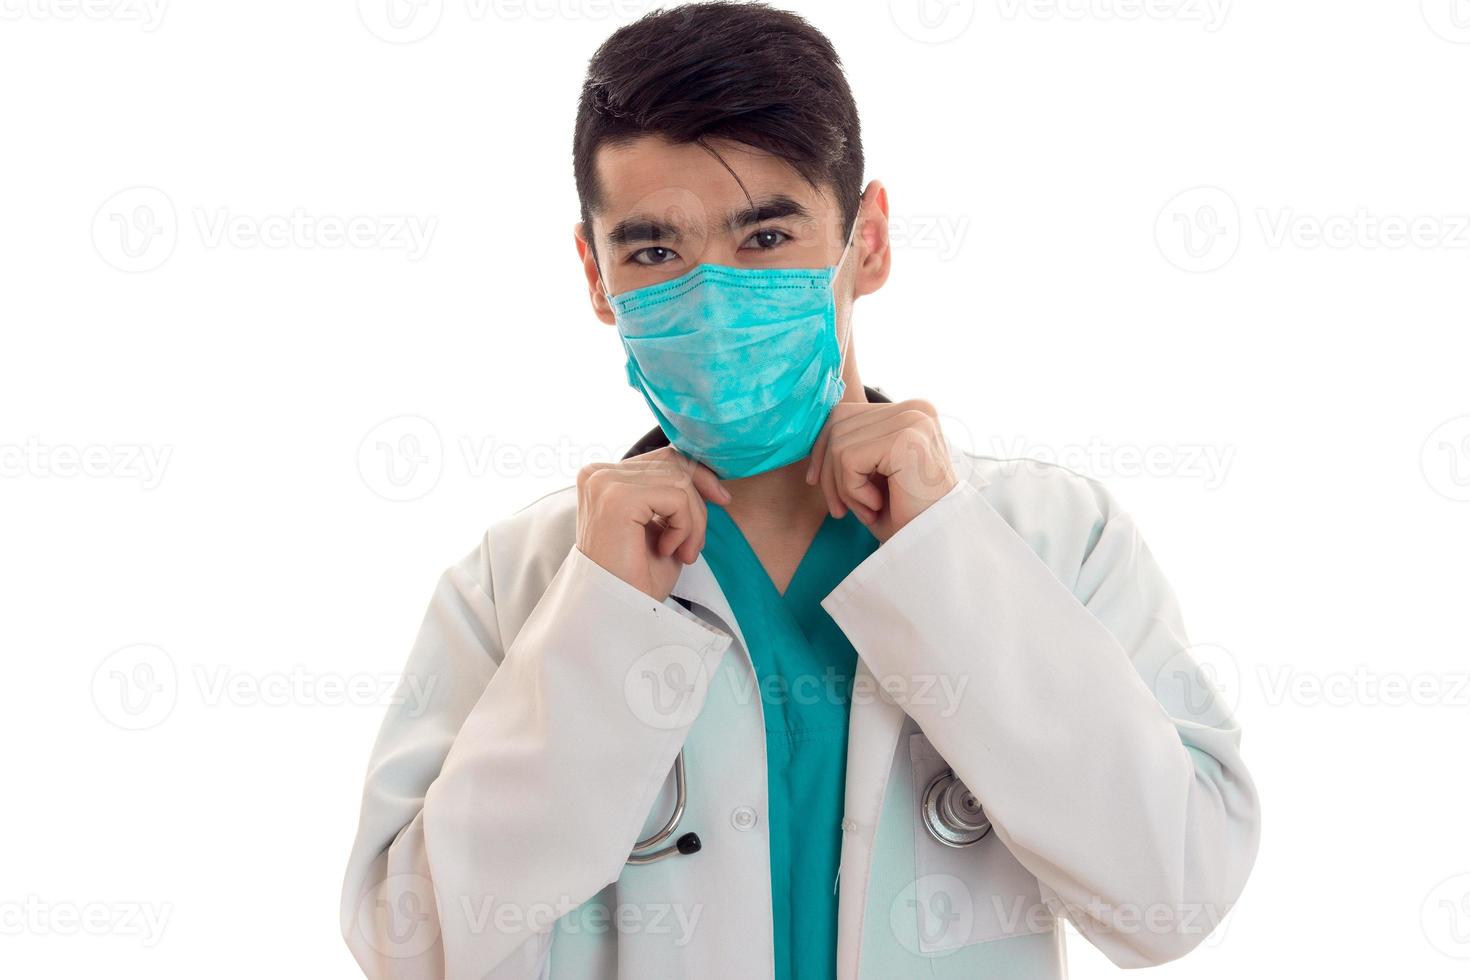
[340,4,1260,978]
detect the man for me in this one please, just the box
[340,4,1260,978]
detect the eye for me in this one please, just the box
[741,228,789,250]
[630,246,680,266]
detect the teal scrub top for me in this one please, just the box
[701,504,879,980]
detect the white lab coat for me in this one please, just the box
[340,453,1260,979]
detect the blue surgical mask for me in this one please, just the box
[605,221,858,479]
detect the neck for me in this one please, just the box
[721,368,869,528]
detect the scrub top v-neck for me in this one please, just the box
[701,503,879,980]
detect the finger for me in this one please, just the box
[686,459,732,504]
[818,432,846,518]
[806,420,835,486]
[831,435,889,518]
[810,401,881,486]
[826,413,898,514]
[619,482,691,543]
[674,470,708,564]
[652,494,694,559]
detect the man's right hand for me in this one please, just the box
[575,446,731,601]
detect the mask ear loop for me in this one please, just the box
[830,215,861,384]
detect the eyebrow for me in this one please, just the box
[604,195,813,248]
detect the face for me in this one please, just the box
[575,135,890,332]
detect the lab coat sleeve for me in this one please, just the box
[340,542,732,979]
[820,477,1260,968]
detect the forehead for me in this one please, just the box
[590,135,835,237]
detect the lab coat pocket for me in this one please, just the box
[906,732,1054,954]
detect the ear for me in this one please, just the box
[852,181,892,300]
[574,220,616,325]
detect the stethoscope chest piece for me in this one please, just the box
[921,768,991,847]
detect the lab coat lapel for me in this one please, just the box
[836,658,906,980]
[669,554,753,673]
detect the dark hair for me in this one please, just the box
[573,1,863,251]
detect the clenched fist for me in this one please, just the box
[576,446,731,601]
[805,399,958,543]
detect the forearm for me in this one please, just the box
[822,479,1260,965]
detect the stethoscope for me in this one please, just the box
[627,750,703,864]
[626,756,991,864]
[920,768,992,847]
[618,415,993,865]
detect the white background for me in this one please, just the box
[3,0,1469,976]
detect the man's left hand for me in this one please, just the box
[805,399,958,543]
